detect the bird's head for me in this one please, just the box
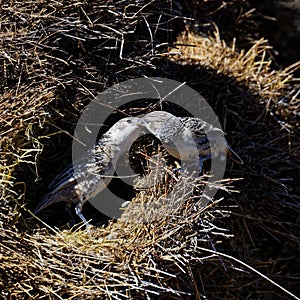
[140,111,175,137]
[108,117,144,147]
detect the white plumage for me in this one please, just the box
[140,111,243,167]
[34,117,142,224]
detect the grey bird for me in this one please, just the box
[34,117,142,225]
[139,111,243,171]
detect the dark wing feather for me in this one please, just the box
[48,163,74,190]
[180,117,209,139]
[35,145,110,213]
[34,164,77,214]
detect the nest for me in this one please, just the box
[0,0,299,299]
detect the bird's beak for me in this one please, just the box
[127,118,145,128]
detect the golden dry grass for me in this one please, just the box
[171,29,298,99]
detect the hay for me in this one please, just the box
[169,28,299,121]
[1,178,235,299]
[1,0,299,299]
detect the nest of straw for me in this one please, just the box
[1,0,299,299]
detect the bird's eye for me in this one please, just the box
[127,119,132,124]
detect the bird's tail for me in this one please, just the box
[34,192,56,214]
[227,145,244,164]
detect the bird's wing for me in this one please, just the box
[34,163,78,214]
[48,163,75,191]
[35,154,107,214]
[49,158,93,191]
[48,150,108,194]
[184,118,225,138]
[180,117,209,140]
[35,135,116,214]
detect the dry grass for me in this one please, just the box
[2,176,235,299]
[0,0,299,299]
[170,28,299,121]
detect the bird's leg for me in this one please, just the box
[199,154,211,173]
[65,203,77,226]
[75,206,90,228]
[172,161,183,173]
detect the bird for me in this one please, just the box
[139,111,243,171]
[34,117,143,226]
